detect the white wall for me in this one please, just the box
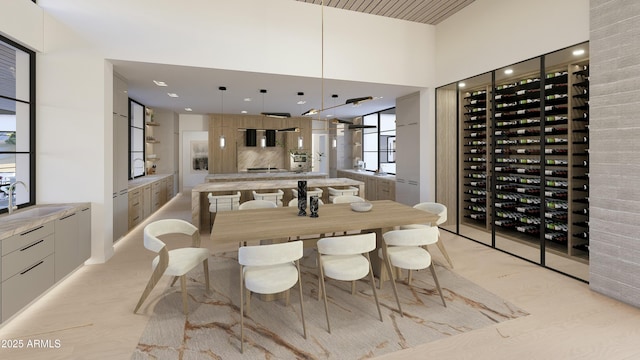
[0,0,43,52]
[38,0,436,88]
[36,13,113,263]
[435,0,590,87]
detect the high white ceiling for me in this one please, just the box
[106,1,474,120]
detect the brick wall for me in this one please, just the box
[589,0,640,307]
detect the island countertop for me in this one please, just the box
[205,172,328,182]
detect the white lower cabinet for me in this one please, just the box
[1,205,91,323]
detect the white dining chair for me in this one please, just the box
[207,191,241,227]
[134,219,210,315]
[380,227,446,317]
[327,186,359,203]
[400,202,453,268]
[252,189,284,207]
[238,241,306,353]
[287,198,324,207]
[316,233,382,333]
[239,199,278,210]
[332,195,365,204]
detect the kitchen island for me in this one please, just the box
[192,177,364,228]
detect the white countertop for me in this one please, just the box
[128,173,173,191]
[205,172,328,181]
[0,203,91,241]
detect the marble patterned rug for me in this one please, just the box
[132,250,528,359]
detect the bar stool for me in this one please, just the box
[252,189,284,207]
[291,187,323,204]
[207,191,241,228]
[328,186,359,203]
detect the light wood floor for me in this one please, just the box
[1,193,638,359]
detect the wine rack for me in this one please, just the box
[459,62,589,261]
[569,63,590,257]
[462,88,491,228]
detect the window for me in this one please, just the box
[129,99,145,178]
[361,108,396,174]
[0,35,35,213]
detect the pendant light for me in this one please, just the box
[219,86,226,149]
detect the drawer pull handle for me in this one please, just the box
[21,261,44,275]
[20,239,44,252]
[20,225,44,236]
[60,213,76,220]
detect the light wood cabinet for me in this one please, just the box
[127,174,174,231]
[337,169,396,202]
[128,188,143,229]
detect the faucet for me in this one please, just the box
[131,158,145,178]
[8,181,28,214]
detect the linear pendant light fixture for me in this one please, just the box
[219,86,226,149]
[259,89,292,118]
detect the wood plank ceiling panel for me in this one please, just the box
[296,0,475,25]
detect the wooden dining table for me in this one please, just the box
[210,200,438,278]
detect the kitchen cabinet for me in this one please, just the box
[395,92,421,205]
[128,187,143,229]
[1,205,91,322]
[55,212,79,281]
[337,169,396,202]
[142,184,152,218]
[55,207,92,281]
[113,75,129,242]
[127,174,174,230]
[1,222,55,321]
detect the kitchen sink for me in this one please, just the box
[1,205,73,222]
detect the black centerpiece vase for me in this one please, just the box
[309,195,319,218]
[297,180,307,216]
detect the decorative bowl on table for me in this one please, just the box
[350,202,373,212]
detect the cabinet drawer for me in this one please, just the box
[2,222,55,256]
[2,234,54,282]
[2,254,55,321]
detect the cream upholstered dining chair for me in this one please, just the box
[252,189,284,207]
[287,198,324,207]
[400,202,453,268]
[316,232,382,333]
[331,195,365,204]
[379,227,446,317]
[327,186,359,203]
[134,219,210,315]
[238,241,307,353]
[207,191,241,227]
[238,199,278,210]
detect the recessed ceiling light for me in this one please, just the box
[326,114,334,118]
[241,110,247,114]
[167,93,179,98]
[573,49,585,56]
[297,100,306,105]
[185,108,192,112]
[153,80,168,87]
[459,82,466,87]
[504,69,514,75]
[244,98,252,102]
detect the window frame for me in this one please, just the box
[360,107,396,175]
[0,34,36,214]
